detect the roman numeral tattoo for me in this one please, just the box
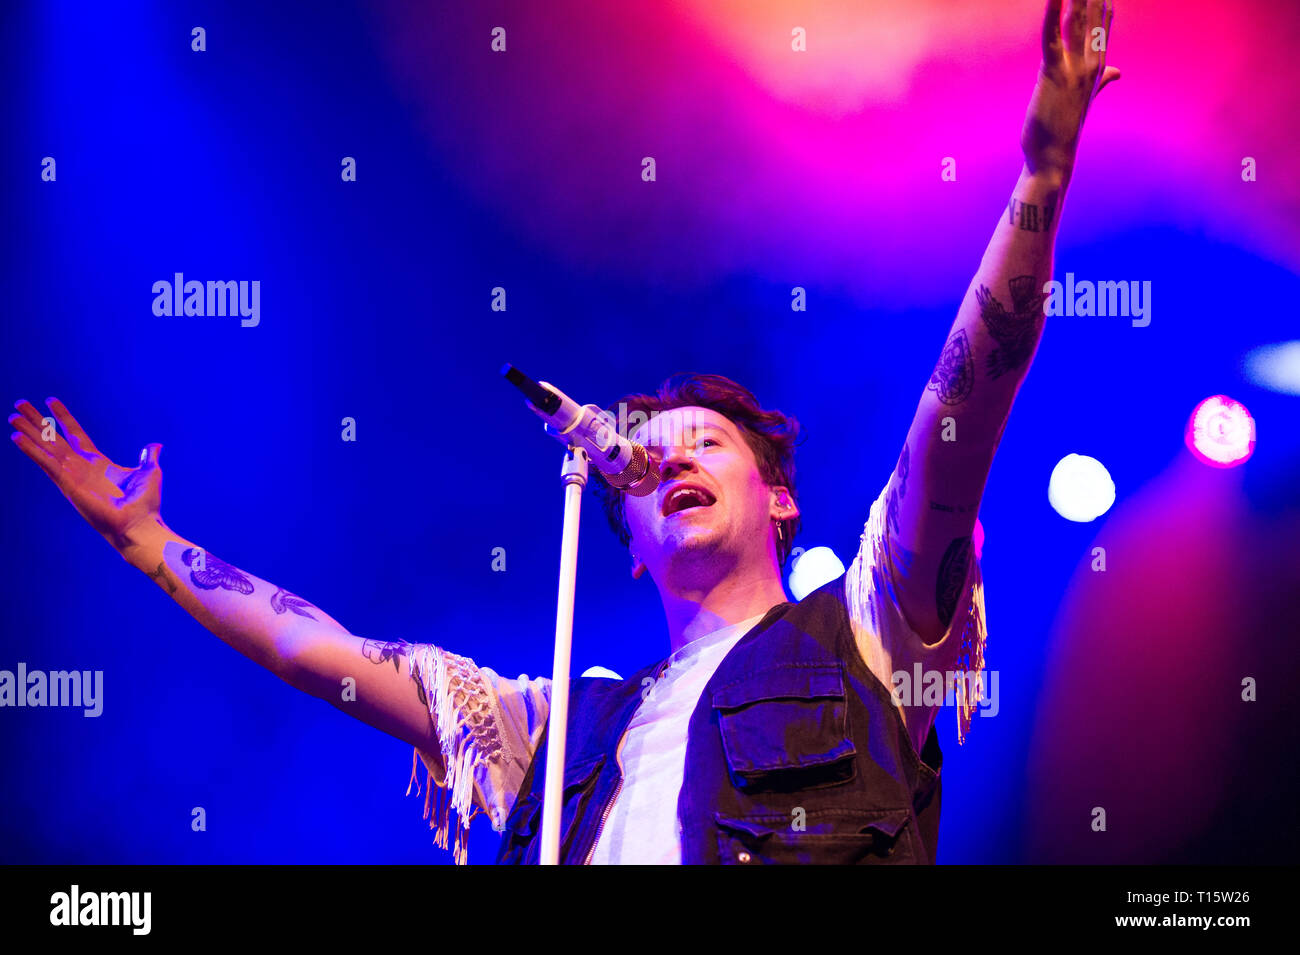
[936,536,973,630]
[926,329,974,406]
[270,587,318,621]
[1006,197,1056,233]
[976,275,1047,380]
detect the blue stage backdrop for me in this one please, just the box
[3,0,1298,863]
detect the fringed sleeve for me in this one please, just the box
[949,561,988,746]
[403,644,551,864]
[846,486,989,748]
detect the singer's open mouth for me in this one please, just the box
[662,483,717,517]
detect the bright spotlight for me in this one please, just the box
[788,546,846,601]
[1243,341,1300,396]
[1185,395,1255,468]
[1048,454,1116,522]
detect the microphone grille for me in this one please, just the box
[607,442,660,497]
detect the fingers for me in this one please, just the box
[1085,0,1105,72]
[9,404,75,464]
[11,398,84,462]
[1094,1,1119,96]
[45,397,99,454]
[1041,0,1064,62]
[1105,0,1116,62]
[13,398,52,430]
[10,429,74,493]
[1065,0,1087,58]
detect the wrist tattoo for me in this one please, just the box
[1006,197,1057,233]
[936,536,973,629]
[270,586,318,621]
[977,275,1048,380]
[182,548,255,594]
[146,561,178,595]
[929,500,977,516]
[926,329,974,406]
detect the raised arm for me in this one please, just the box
[8,397,441,769]
[882,0,1120,648]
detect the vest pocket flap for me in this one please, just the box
[711,663,845,710]
[712,664,855,787]
[714,810,915,865]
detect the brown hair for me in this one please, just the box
[592,373,803,566]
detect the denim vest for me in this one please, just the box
[494,573,943,864]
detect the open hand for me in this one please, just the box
[9,397,165,553]
[1022,0,1121,181]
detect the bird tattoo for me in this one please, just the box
[977,274,1048,379]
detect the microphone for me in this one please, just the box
[501,363,661,497]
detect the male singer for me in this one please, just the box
[9,0,1118,863]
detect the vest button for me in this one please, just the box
[737,850,752,863]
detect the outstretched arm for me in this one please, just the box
[8,397,441,766]
[882,0,1120,648]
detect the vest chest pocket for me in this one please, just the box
[715,809,916,865]
[712,663,857,792]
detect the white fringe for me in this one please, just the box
[404,644,489,865]
[952,573,988,746]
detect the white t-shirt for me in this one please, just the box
[403,482,987,863]
[587,611,766,864]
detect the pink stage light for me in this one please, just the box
[1184,395,1255,468]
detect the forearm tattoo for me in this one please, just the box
[270,586,318,621]
[1006,197,1056,233]
[929,500,976,516]
[361,637,411,672]
[977,275,1048,380]
[936,536,973,629]
[926,328,974,405]
[146,561,178,595]
[359,637,428,706]
[182,548,255,594]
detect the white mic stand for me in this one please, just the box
[501,363,659,865]
[539,444,588,865]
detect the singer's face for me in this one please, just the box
[624,406,784,579]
